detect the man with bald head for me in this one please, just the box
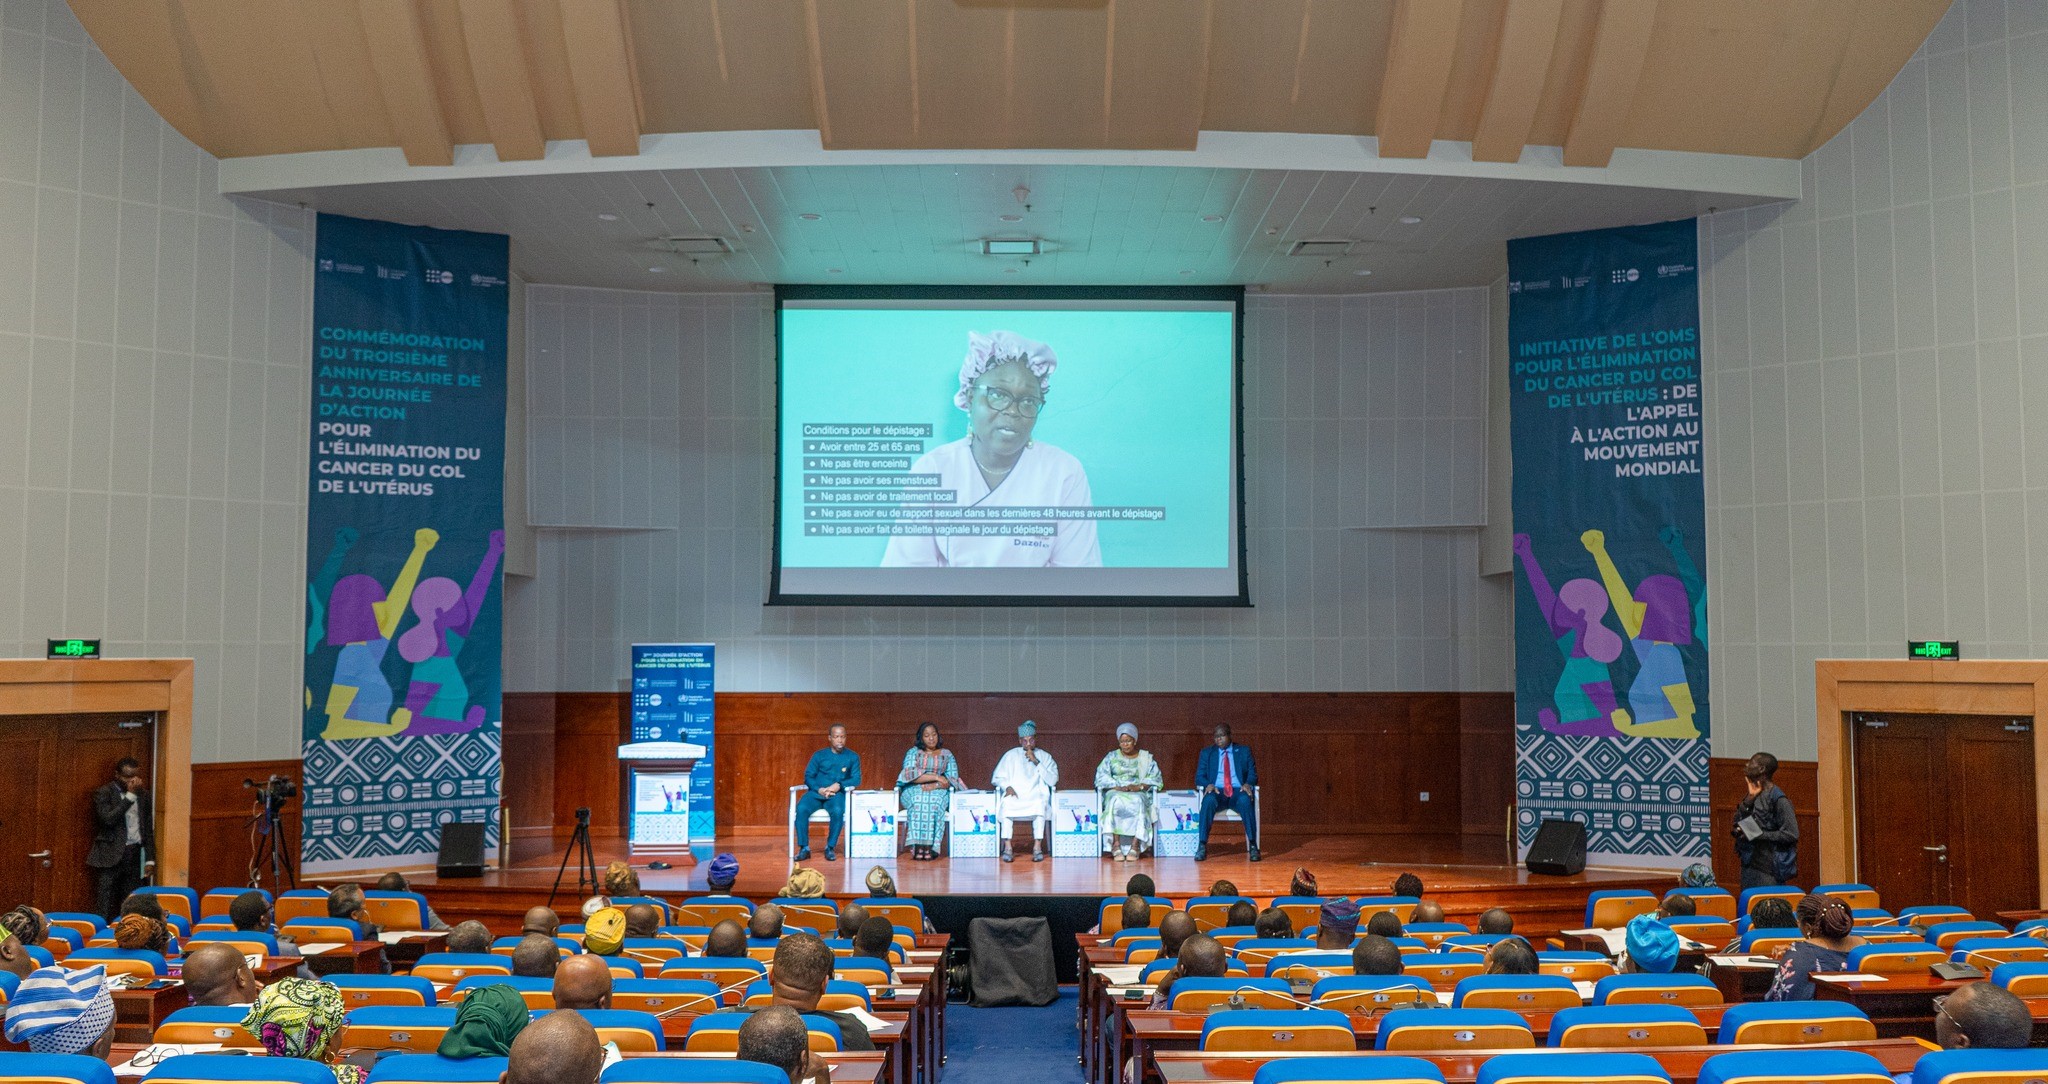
[738,1005,818,1084]
[1157,911,1197,959]
[623,904,662,939]
[503,1008,603,1084]
[552,953,613,1011]
[446,920,493,955]
[1411,900,1445,924]
[718,933,873,1050]
[705,919,750,959]
[835,903,868,940]
[521,907,560,939]
[1117,896,1152,938]
[749,904,785,940]
[511,934,561,979]
[1152,934,1225,1009]
[181,942,262,1007]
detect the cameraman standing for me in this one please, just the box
[88,757,154,920]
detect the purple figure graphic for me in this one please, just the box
[321,528,438,740]
[1583,529,1701,740]
[1513,533,1626,737]
[394,530,506,736]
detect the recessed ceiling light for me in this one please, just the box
[647,266,666,273]
[798,213,822,221]
[1354,269,1374,276]
[982,239,1041,255]
[597,213,619,221]
[1201,214,1224,223]
[999,214,1024,223]
[1001,267,1020,274]
[1398,215,1423,225]
[826,268,844,274]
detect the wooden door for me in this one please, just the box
[0,714,155,912]
[1852,712,2038,917]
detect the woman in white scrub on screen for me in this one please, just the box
[881,330,1102,567]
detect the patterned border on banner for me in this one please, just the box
[1507,218,1709,867]
[300,732,502,870]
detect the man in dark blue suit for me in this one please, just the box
[1194,724,1259,862]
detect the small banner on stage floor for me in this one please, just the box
[849,791,900,859]
[1507,218,1712,868]
[300,214,510,876]
[1154,790,1202,857]
[950,792,999,858]
[1051,790,1101,857]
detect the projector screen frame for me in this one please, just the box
[768,283,1250,608]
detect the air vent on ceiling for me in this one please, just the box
[1287,239,1356,257]
[982,238,1042,255]
[663,235,732,255]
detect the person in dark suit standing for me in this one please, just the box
[88,757,153,920]
[1194,724,1259,863]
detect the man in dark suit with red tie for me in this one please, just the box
[1194,724,1259,862]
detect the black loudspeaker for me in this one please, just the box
[436,822,487,878]
[1525,818,1587,876]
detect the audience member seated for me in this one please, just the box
[1279,900,1359,959]
[1365,911,1404,939]
[707,854,742,896]
[1288,869,1317,897]
[1658,892,1698,920]
[582,895,612,919]
[1392,873,1424,898]
[851,918,896,962]
[1624,913,1679,975]
[1411,900,1446,924]
[739,1004,821,1084]
[1153,934,1227,1009]
[328,884,391,973]
[863,866,894,898]
[229,891,300,958]
[1484,938,1538,975]
[781,868,826,900]
[554,955,613,1010]
[4,964,118,1060]
[1126,874,1157,897]
[1158,912,1197,958]
[522,907,561,939]
[182,942,261,1007]
[1114,896,1151,937]
[446,920,494,955]
[1210,880,1239,897]
[1225,901,1259,927]
[1766,893,1862,1001]
[510,935,561,979]
[506,1008,603,1084]
[0,927,38,980]
[114,912,170,955]
[1477,908,1515,935]
[1749,897,1797,930]
[603,861,644,899]
[751,905,787,940]
[584,909,627,957]
[835,903,869,939]
[1254,908,1293,940]
[438,982,529,1058]
[623,905,663,940]
[719,933,874,1050]
[241,977,360,1083]
[707,920,752,960]
[1937,982,2033,1049]
[1352,934,1404,976]
[375,872,450,931]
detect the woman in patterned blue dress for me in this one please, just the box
[897,722,960,861]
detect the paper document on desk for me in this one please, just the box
[297,942,347,955]
[114,1044,223,1076]
[1813,973,1889,983]
[1572,980,1597,1000]
[1094,965,1145,985]
[378,931,421,945]
[1561,928,1627,954]
[843,1006,894,1033]
[244,954,266,969]
[1708,954,1778,969]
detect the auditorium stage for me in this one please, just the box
[404,832,1676,944]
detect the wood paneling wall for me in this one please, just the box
[1708,757,1819,889]
[503,691,1515,842]
[188,760,302,893]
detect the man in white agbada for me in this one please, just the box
[991,720,1059,863]
[880,331,1102,568]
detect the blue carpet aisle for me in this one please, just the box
[941,988,1083,1084]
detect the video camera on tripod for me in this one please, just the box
[242,774,298,890]
[244,774,298,808]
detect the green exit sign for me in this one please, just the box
[1908,640,1961,660]
[46,638,102,659]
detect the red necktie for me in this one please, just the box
[1221,749,1234,797]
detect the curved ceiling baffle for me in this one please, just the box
[68,0,1948,291]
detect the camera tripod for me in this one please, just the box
[247,792,297,890]
[548,807,598,908]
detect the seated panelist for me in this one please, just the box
[795,723,860,862]
[1194,723,1259,862]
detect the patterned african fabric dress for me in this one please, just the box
[1094,749,1163,851]
[897,747,960,848]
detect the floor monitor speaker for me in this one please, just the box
[1525,818,1587,876]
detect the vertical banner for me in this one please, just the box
[630,644,717,860]
[1507,219,1711,868]
[301,214,509,875]
[848,791,900,859]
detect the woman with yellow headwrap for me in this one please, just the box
[241,978,361,1084]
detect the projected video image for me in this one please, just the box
[774,291,1243,604]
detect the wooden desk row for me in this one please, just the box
[1148,1039,1936,1084]
[105,1045,894,1084]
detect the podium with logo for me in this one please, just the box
[618,741,704,855]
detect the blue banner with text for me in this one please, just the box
[300,214,509,875]
[1508,219,1711,867]
[631,644,717,860]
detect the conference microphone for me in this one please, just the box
[1931,949,2012,981]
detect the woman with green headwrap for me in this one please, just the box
[437,982,530,1058]
[241,978,361,1084]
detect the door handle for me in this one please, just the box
[26,850,49,858]
[1922,844,1948,852]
